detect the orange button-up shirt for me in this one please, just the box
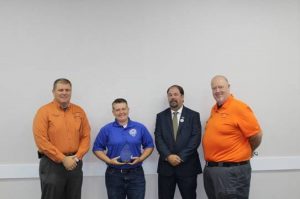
[203,95,261,162]
[33,100,91,163]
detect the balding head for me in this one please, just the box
[211,75,231,106]
[211,75,229,86]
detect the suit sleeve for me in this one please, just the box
[178,112,202,162]
[154,114,171,160]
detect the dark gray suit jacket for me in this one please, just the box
[155,106,202,176]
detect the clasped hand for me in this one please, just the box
[109,156,141,165]
[62,155,79,171]
[167,154,182,166]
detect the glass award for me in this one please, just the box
[119,144,132,163]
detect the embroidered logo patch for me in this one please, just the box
[129,129,137,137]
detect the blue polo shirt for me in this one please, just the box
[93,119,154,169]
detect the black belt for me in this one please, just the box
[107,166,142,174]
[37,151,76,159]
[64,152,76,156]
[206,160,249,167]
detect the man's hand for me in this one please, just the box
[128,156,142,165]
[249,132,263,153]
[167,154,182,166]
[62,156,78,171]
[108,156,126,166]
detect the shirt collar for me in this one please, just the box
[113,118,133,128]
[52,100,71,111]
[213,94,234,111]
[171,105,183,115]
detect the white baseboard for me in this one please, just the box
[1,156,300,179]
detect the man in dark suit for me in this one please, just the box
[155,85,202,199]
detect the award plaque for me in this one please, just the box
[119,144,132,163]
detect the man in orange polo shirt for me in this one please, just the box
[33,78,90,199]
[203,75,262,199]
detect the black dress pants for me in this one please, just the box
[158,174,198,199]
[39,156,83,199]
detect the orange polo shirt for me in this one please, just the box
[203,95,261,162]
[33,100,91,163]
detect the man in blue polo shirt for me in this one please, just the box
[93,98,154,199]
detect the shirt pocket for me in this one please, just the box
[48,113,61,135]
[73,112,82,133]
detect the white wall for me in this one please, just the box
[0,0,300,198]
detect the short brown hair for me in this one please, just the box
[53,78,72,90]
[167,85,184,95]
[112,98,128,108]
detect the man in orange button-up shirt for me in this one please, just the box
[33,78,90,199]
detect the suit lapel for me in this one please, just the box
[164,108,176,142]
[177,106,186,138]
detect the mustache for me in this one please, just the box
[170,99,178,103]
[169,99,178,108]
